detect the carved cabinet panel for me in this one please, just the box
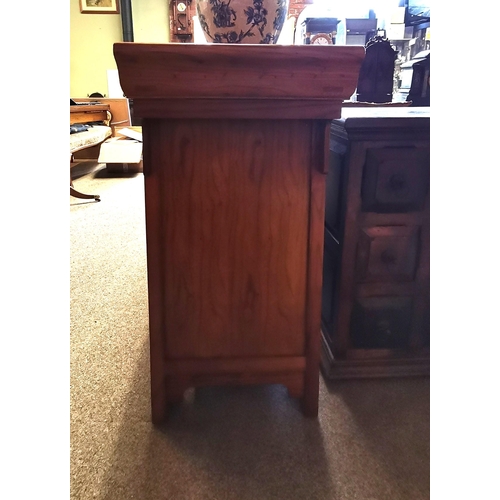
[355,226,420,282]
[361,147,429,213]
[350,296,414,349]
[321,108,430,379]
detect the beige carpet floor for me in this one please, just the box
[70,162,430,500]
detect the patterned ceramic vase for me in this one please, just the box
[196,0,289,44]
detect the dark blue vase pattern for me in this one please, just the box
[197,0,288,44]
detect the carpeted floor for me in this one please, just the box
[70,162,430,500]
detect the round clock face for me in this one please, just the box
[177,2,187,12]
[310,34,332,45]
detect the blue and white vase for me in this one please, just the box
[196,0,289,44]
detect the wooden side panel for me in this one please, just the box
[333,141,367,355]
[302,120,330,417]
[150,119,312,359]
[142,120,169,424]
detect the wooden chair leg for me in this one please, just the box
[70,177,100,201]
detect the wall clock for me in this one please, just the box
[170,0,194,41]
[310,33,333,45]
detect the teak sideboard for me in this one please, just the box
[113,43,364,424]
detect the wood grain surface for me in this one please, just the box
[113,43,366,101]
[147,119,312,359]
[113,43,366,422]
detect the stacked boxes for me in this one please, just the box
[98,127,143,173]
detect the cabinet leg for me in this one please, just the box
[70,178,100,201]
[166,377,189,404]
[151,376,191,425]
[151,378,169,426]
[300,392,319,417]
[301,365,320,417]
[285,375,305,399]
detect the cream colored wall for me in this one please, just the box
[70,0,169,98]
[132,0,170,42]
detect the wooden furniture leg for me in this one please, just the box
[69,154,100,201]
[70,176,100,201]
[69,105,111,202]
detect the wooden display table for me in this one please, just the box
[113,43,364,424]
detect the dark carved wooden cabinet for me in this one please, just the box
[321,107,430,379]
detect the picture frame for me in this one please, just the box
[79,0,120,14]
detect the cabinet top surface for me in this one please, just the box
[331,106,430,135]
[340,107,430,120]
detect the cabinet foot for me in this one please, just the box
[70,180,100,201]
[150,369,318,423]
[300,394,319,418]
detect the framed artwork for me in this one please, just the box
[79,0,120,14]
